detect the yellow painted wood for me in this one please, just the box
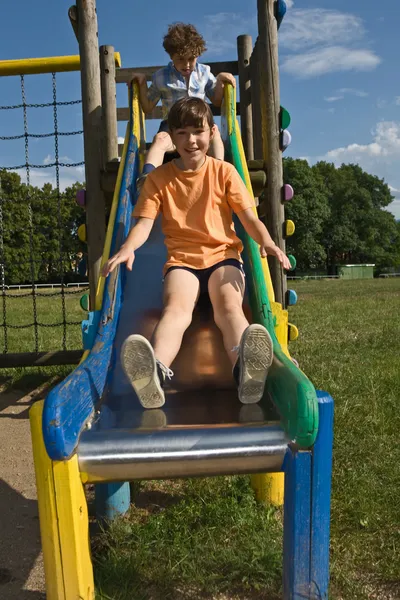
[53,456,94,599]
[288,323,299,341]
[0,52,121,76]
[29,400,65,600]
[77,223,87,243]
[285,219,295,237]
[251,473,285,506]
[271,301,290,358]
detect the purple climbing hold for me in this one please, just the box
[282,184,294,202]
[76,189,86,208]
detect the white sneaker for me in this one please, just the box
[121,335,173,409]
[234,324,274,404]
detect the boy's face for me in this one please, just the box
[170,119,216,165]
[171,53,198,77]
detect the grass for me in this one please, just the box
[4,278,400,598]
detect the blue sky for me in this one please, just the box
[1,0,399,218]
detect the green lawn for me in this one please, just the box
[92,278,400,600]
[3,279,399,599]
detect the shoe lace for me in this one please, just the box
[157,360,174,380]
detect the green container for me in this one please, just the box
[338,264,375,279]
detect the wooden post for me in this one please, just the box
[68,5,79,42]
[250,40,263,160]
[257,0,286,304]
[76,0,106,307]
[237,35,254,161]
[100,45,118,167]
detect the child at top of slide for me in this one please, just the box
[130,22,235,187]
[103,98,291,410]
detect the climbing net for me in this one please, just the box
[0,72,89,359]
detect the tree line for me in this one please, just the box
[1,159,399,284]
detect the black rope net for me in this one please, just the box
[0,73,89,356]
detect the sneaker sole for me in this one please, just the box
[238,324,273,404]
[121,335,165,408]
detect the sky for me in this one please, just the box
[0,0,399,218]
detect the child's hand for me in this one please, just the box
[128,73,147,87]
[260,242,292,270]
[102,247,135,277]
[216,72,236,87]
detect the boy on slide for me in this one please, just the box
[102,98,291,409]
[130,22,235,187]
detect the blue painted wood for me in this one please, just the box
[95,483,131,520]
[283,447,311,599]
[310,391,334,599]
[42,86,140,461]
[81,310,101,350]
[276,0,287,29]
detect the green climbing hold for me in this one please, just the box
[287,254,297,271]
[80,293,90,312]
[280,106,291,130]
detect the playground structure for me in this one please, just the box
[0,0,334,598]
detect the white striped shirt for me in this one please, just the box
[147,62,217,119]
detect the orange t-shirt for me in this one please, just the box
[132,156,253,273]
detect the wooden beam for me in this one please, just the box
[100,45,118,167]
[257,0,286,305]
[250,40,263,160]
[68,5,79,42]
[77,0,106,308]
[115,60,238,83]
[0,350,83,368]
[117,103,241,122]
[237,35,254,160]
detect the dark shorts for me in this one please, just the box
[158,119,169,133]
[164,258,244,295]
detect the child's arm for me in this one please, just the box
[211,73,236,107]
[237,208,292,270]
[129,73,159,114]
[102,217,154,276]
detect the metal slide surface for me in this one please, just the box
[42,84,318,465]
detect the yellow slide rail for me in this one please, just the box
[0,52,121,76]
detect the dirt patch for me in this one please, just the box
[0,379,58,599]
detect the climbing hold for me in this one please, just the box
[287,254,297,271]
[284,219,296,237]
[76,189,86,207]
[288,323,299,341]
[280,106,291,130]
[78,224,87,243]
[286,289,298,306]
[280,129,292,152]
[276,0,287,28]
[282,184,294,202]
[80,293,90,312]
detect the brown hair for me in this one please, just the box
[163,23,207,57]
[167,98,214,131]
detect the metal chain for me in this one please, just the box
[0,99,81,110]
[0,160,85,171]
[0,183,8,353]
[52,73,67,351]
[0,287,89,299]
[0,130,83,141]
[0,320,83,329]
[21,75,40,353]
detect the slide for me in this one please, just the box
[42,84,318,469]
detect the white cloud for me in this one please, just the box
[338,88,369,97]
[325,95,344,102]
[285,0,294,8]
[317,122,400,219]
[282,46,380,78]
[395,97,400,106]
[279,9,365,51]
[118,136,125,144]
[202,13,256,56]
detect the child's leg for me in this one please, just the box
[207,264,248,364]
[208,125,225,161]
[208,264,273,404]
[151,268,200,367]
[121,268,199,409]
[145,132,176,170]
